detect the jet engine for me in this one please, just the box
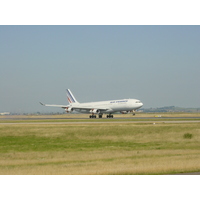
[90,109,100,114]
[65,107,73,113]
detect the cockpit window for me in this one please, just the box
[136,101,141,103]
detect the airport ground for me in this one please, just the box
[0,113,200,175]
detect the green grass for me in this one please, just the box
[183,133,193,139]
[0,122,200,174]
[0,124,200,153]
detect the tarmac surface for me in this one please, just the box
[0,116,200,125]
[1,117,200,121]
[1,121,200,125]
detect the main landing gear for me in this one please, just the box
[89,114,103,118]
[89,115,96,118]
[89,114,114,118]
[99,114,103,118]
[106,114,113,118]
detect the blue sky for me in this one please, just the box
[1,26,200,113]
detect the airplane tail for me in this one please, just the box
[66,89,79,104]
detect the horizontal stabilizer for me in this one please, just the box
[39,102,45,106]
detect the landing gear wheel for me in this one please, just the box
[89,115,96,118]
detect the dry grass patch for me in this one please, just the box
[1,149,200,175]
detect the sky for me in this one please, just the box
[1,26,200,113]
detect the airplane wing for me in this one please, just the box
[71,106,112,112]
[39,102,69,109]
[72,107,109,111]
[40,102,112,113]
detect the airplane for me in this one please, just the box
[0,112,10,115]
[40,89,143,118]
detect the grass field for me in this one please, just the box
[0,114,200,174]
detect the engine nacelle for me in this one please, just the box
[90,109,100,114]
[120,111,129,114]
[65,107,73,113]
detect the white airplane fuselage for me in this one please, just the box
[71,99,143,114]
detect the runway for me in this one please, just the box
[4,115,200,124]
[0,117,200,122]
[0,118,200,125]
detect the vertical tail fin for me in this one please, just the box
[66,89,79,104]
